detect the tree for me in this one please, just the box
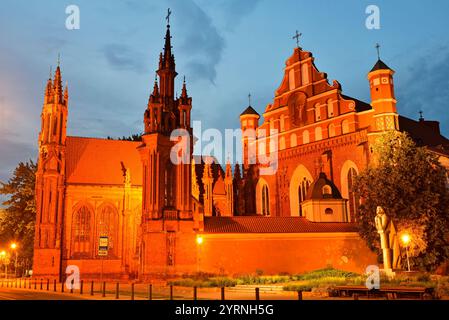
[0,160,37,270]
[354,131,449,271]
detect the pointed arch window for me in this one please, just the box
[298,177,311,216]
[72,205,92,259]
[261,185,270,216]
[96,204,118,258]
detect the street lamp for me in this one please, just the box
[196,235,204,274]
[10,242,18,278]
[0,250,8,279]
[401,233,411,272]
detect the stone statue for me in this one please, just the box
[375,206,392,271]
[374,206,401,272]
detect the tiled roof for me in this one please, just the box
[66,136,143,186]
[341,95,372,112]
[240,106,260,116]
[399,116,449,153]
[204,216,359,234]
[370,59,393,72]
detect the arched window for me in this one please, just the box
[72,205,92,259]
[328,123,336,138]
[96,205,118,258]
[302,130,310,144]
[261,185,270,216]
[342,120,350,134]
[315,103,321,122]
[290,134,297,148]
[327,99,334,118]
[298,177,311,216]
[315,127,322,141]
[289,68,295,90]
[280,114,285,132]
[322,185,332,196]
[301,64,310,85]
[164,162,176,207]
[347,168,359,221]
[279,136,286,150]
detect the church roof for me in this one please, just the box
[240,106,259,117]
[399,116,449,153]
[370,59,393,72]
[203,216,358,233]
[306,172,343,200]
[66,136,142,186]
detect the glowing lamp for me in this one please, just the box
[196,235,204,245]
[401,234,411,246]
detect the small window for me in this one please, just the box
[325,208,333,215]
[322,185,332,196]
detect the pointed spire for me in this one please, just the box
[225,159,232,179]
[181,76,188,98]
[64,82,69,103]
[53,55,63,102]
[44,68,53,104]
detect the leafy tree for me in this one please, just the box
[354,131,449,271]
[0,160,37,270]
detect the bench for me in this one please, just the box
[333,285,433,300]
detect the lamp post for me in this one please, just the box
[0,250,7,279]
[196,235,203,274]
[10,243,18,278]
[401,234,411,272]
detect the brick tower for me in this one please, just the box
[138,18,195,277]
[33,64,68,279]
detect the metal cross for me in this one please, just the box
[375,43,381,60]
[419,110,424,120]
[293,30,302,48]
[248,93,252,106]
[166,8,172,25]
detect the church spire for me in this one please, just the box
[157,9,177,99]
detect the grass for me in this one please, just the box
[167,268,449,297]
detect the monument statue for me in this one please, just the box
[374,206,401,272]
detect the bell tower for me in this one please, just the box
[368,46,398,132]
[33,63,68,279]
[139,13,195,277]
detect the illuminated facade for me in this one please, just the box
[33,21,449,280]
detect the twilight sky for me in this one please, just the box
[1,0,449,185]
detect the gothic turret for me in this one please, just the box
[34,62,68,280]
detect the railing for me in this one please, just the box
[0,278,305,300]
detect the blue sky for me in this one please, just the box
[1,0,449,184]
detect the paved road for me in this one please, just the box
[0,288,88,300]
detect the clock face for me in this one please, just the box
[288,91,307,128]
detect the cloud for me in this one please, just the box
[102,44,145,73]
[397,45,449,136]
[217,0,262,31]
[169,0,225,84]
[0,137,36,184]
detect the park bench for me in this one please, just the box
[333,285,433,300]
[379,287,432,300]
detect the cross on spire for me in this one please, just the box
[57,53,61,67]
[248,93,252,106]
[375,43,381,60]
[419,110,424,121]
[293,30,302,48]
[166,8,172,25]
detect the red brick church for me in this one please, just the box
[32,17,449,280]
